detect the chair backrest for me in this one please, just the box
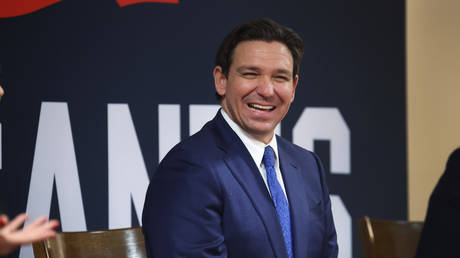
[358,216,424,258]
[33,227,146,258]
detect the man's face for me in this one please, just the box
[214,40,298,143]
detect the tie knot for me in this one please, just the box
[263,145,276,168]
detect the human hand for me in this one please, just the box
[0,213,59,255]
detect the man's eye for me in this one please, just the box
[242,73,258,78]
[274,76,289,82]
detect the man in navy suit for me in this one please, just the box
[142,18,338,258]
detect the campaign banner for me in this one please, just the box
[0,1,405,257]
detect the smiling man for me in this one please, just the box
[142,18,338,258]
[214,40,297,144]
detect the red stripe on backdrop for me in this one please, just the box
[0,0,61,18]
[116,0,179,7]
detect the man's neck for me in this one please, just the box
[220,108,274,144]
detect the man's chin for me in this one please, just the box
[244,126,276,142]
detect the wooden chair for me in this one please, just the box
[358,216,424,258]
[33,227,146,258]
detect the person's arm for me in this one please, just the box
[142,150,227,258]
[0,213,59,255]
[415,148,460,258]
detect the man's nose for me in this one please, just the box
[256,76,275,98]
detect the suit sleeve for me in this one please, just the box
[312,152,339,258]
[322,193,338,258]
[142,149,227,258]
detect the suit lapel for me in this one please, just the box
[213,112,288,258]
[277,139,310,258]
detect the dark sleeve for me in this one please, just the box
[142,150,227,258]
[415,148,460,258]
[312,152,339,258]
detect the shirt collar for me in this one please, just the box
[220,109,279,167]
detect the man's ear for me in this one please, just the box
[213,66,227,97]
[290,74,299,103]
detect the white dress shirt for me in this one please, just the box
[221,109,289,200]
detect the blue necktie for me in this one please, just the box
[263,146,293,258]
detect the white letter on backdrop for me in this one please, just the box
[20,102,86,258]
[158,104,180,162]
[108,104,149,229]
[292,107,350,174]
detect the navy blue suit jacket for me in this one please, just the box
[142,111,338,258]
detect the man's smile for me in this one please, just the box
[248,103,276,111]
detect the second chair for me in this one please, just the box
[357,216,423,258]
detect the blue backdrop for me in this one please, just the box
[0,1,405,257]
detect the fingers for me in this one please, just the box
[2,213,27,232]
[46,220,60,231]
[7,216,59,245]
[0,214,9,227]
[26,216,59,232]
[27,218,60,235]
[36,220,59,239]
[0,213,59,250]
[26,216,48,228]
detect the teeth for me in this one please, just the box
[249,104,274,110]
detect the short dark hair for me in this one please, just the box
[214,18,304,100]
